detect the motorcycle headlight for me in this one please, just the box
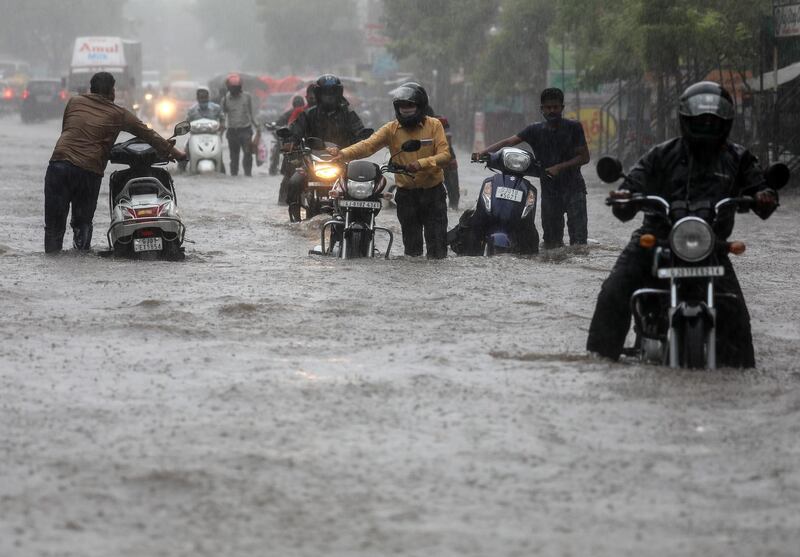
[347,180,373,200]
[669,216,714,262]
[314,164,341,181]
[502,149,532,173]
[157,100,176,119]
[481,181,492,212]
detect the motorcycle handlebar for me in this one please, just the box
[605,194,670,214]
[715,196,755,214]
[381,163,412,176]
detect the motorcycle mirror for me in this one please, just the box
[172,121,191,137]
[305,137,326,151]
[765,162,790,190]
[596,156,624,183]
[275,126,293,140]
[356,128,374,141]
[401,139,422,153]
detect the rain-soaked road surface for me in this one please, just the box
[1,116,799,557]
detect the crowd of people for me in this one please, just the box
[42,70,781,367]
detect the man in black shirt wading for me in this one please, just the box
[480,88,591,249]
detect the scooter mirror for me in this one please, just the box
[596,156,624,183]
[765,162,790,190]
[275,126,293,140]
[172,121,191,137]
[356,128,374,141]
[401,139,422,152]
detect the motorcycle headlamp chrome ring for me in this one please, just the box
[669,216,714,262]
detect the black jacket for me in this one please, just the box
[617,137,776,239]
[289,102,364,148]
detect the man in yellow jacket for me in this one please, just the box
[331,83,451,258]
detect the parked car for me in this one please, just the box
[20,79,69,122]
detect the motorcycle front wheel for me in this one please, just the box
[682,318,707,369]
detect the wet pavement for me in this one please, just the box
[1,115,799,556]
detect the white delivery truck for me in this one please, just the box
[68,36,142,108]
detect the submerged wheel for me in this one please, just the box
[344,229,365,259]
[682,318,707,369]
[113,242,131,258]
[162,239,184,261]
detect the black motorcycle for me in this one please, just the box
[276,127,373,222]
[314,140,423,259]
[597,156,789,369]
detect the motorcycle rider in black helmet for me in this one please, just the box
[586,82,780,368]
[285,74,365,221]
[330,82,452,258]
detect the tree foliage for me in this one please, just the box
[556,0,772,85]
[382,0,553,95]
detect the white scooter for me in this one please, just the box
[186,118,224,174]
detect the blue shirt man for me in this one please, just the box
[480,88,591,249]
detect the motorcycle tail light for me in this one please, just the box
[22,89,29,100]
[134,207,157,218]
[139,229,155,237]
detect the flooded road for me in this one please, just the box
[1,116,799,556]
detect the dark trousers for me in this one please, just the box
[586,241,756,367]
[395,185,448,259]
[541,187,587,248]
[44,161,103,253]
[227,127,253,176]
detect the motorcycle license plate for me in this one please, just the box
[495,186,523,202]
[657,266,724,279]
[339,200,381,209]
[133,237,163,252]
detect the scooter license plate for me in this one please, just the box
[657,266,724,279]
[339,200,381,209]
[133,237,163,252]
[495,186,523,202]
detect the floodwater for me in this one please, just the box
[1,116,799,556]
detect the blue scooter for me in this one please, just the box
[449,147,544,256]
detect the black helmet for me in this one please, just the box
[392,82,429,127]
[315,74,343,111]
[291,95,304,108]
[678,81,735,146]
